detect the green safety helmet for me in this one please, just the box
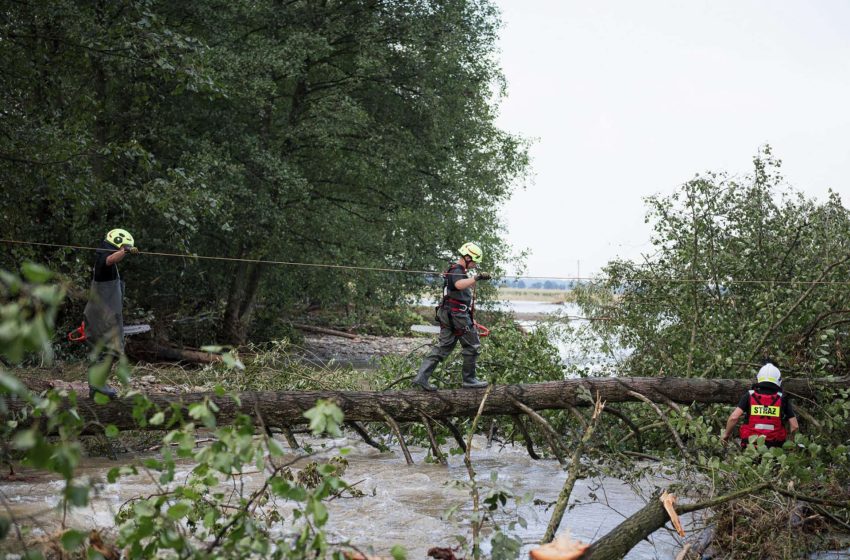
[459,242,483,263]
[106,228,135,249]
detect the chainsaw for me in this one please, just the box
[67,322,151,342]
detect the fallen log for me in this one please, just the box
[6,376,847,433]
[582,483,770,560]
[125,339,222,364]
[291,323,358,340]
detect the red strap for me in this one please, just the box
[67,321,87,342]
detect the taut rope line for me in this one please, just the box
[3,238,850,285]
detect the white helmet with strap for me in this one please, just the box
[757,363,781,386]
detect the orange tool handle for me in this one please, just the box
[68,322,87,342]
[474,321,490,337]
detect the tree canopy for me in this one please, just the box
[0,0,528,342]
[578,147,850,379]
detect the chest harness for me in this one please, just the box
[438,263,490,337]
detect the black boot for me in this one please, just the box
[413,354,441,391]
[462,378,488,389]
[461,366,488,389]
[89,384,117,400]
[412,371,437,392]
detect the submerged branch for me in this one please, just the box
[542,396,605,543]
[583,482,771,560]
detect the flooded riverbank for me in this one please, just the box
[1,434,690,559]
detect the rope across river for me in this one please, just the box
[4,237,850,285]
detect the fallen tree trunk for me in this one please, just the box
[582,483,770,560]
[6,376,847,432]
[125,340,222,364]
[291,323,358,339]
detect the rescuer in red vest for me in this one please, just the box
[720,361,799,448]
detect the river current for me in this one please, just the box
[2,300,683,558]
[2,435,689,559]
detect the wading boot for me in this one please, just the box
[89,384,118,400]
[462,378,488,389]
[461,367,488,389]
[412,372,437,392]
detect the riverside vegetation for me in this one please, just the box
[4,152,850,559]
[1,0,849,555]
[0,0,528,345]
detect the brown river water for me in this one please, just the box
[0,301,697,558]
[0,433,691,559]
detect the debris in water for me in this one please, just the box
[529,533,589,560]
[661,491,685,537]
[427,546,464,559]
[89,529,120,560]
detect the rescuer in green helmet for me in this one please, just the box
[412,242,491,391]
[83,228,138,399]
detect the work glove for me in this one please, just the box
[475,272,492,282]
[124,246,139,255]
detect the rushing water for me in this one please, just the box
[475,300,631,370]
[1,435,691,559]
[0,300,683,558]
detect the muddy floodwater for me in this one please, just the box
[1,434,692,559]
[2,299,687,557]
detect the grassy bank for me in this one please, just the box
[496,287,576,303]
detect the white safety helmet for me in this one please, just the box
[757,363,781,386]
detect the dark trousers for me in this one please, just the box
[416,310,481,383]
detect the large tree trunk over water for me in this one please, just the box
[8,376,846,433]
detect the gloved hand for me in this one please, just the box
[125,246,140,255]
[475,272,492,282]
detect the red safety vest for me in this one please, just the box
[739,390,787,443]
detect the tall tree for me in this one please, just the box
[578,147,850,378]
[0,0,528,343]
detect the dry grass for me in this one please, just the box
[496,287,577,303]
[708,492,833,559]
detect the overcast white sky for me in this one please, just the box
[495,1,850,278]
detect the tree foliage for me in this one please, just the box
[0,265,398,559]
[0,0,528,343]
[577,147,850,379]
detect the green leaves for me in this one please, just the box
[87,359,112,390]
[20,263,52,284]
[188,400,217,429]
[166,502,191,520]
[581,147,850,382]
[3,0,527,345]
[303,399,344,436]
[60,529,87,551]
[65,485,89,507]
[0,267,65,364]
[0,372,26,394]
[12,429,36,450]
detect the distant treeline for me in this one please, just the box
[500,279,581,290]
